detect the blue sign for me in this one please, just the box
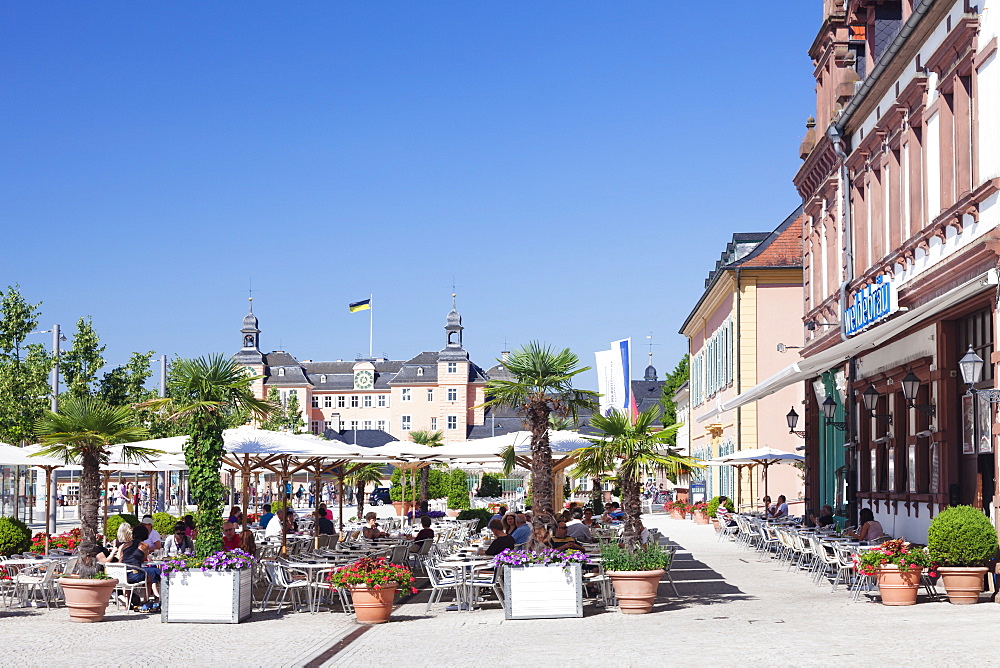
[844,276,896,336]
[690,482,706,494]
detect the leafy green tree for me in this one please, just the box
[410,430,444,511]
[34,397,156,544]
[285,393,304,434]
[149,355,269,557]
[0,286,53,446]
[658,354,689,447]
[476,473,503,497]
[61,316,106,400]
[259,387,286,431]
[447,468,470,510]
[484,342,597,511]
[347,463,386,519]
[99,351,155,407]
[575,406,698,546]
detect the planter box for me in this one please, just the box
[503,563,582,619]
[161,569,253,623]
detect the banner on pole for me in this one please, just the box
[596,338,632,417]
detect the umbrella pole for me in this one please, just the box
[240,456,249,534]
[280,460,289,558]
[338,469,344,533]
[44,467,52,555]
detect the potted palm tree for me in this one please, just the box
[484,342,597,512]
[574,406,698,613]
[927,505,998,605]
[34,397,156,547]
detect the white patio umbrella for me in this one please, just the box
[714,446,804,502]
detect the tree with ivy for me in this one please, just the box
[61,317,106,400]
[0,286,53,446]
[148,355,269,557]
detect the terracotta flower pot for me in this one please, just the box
[936,566,988,605]
[608,570,664,614]
[693,511,710,525]
[349,584,397,624]
[58,577,119,623]
[711,518,721,532]
[391,502,412,517]
[875,565,922,606]
[669,510,685,520]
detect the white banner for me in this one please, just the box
[595,350,614,417]
[609,338,631,416]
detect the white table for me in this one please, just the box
[284,561,339,613]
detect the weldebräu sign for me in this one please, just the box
[844,276,896,336]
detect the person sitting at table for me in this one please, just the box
[222,522,242,550]
[583,507,598,527]
[315,509,336,535]
[318,502,334,521]
[635,518,652,545]
[164,521,194,556]
[240,529,257,556]
[109,522,133,560]
[409,515,434,553]
[490,504,508,524]
[510,513,532,545]
[182,514,198,539]
[265,510,286,539]
[761,495,773,516]
[846,508,884,542]
[284,508,299,533]
[227,506,243,525]
[715,496,736,527]
[363,512,388,540]
[501,512,517,537]
[259,504,275,529]
[768,495,789,519]
[807,505,836,529]
[139,515,162,551]
[482,519,515,557]
[526,522,553,554]
[551,521,584,553]
[121,524,161,612]
[565,509,593,543]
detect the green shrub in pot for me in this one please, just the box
[927,505,998,566]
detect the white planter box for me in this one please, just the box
[162,569,253,623]
[503,563,582,619]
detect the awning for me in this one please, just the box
[708,268,999,416]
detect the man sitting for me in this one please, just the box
[509,513,532,545]
[409,515,434,553]
[259,503,274,529]
[264,510,285,539]
[164,521,194,556]
[315,509,336,535]
[482,519,515,556]
[222,522,241,550]
[565,509,593,543]
[551,521,585,553]
[715,496,735,527]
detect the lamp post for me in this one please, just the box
[34,325,65,535]
[899,370,936,415]
[959,346,1000,402]
[822,395,847,431]
[860,384,893,423]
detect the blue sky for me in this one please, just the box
[1,2,818,389]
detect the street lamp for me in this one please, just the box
[959,346,1000,402]
[900,369,936,416]
[860,383,893,423]
[785,407,806,438]
[822,395,847,431]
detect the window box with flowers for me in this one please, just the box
[492,548,591,619]
[855,539,932,606]
[160,549,256,623]
[327,556,417,624]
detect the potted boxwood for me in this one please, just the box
[665,500,689,520]
[927,505,998,605]
[601,541,671,614]
[328,556,417,624]
[160,548,256,623]
[492,547,592,619]
[691,501,710,525]
[856,538,932,606]
[706,496,734,531]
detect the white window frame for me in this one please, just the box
[363,420,372,429]
[324,395,332,408]
[378,394,387,408]
[337,396,346,408]
[447,388,458,402]
[447,362,457,373]
[447,415,458,430]
[350,395,359,408]
[377,420,386,430]
[401,415,411,431]
[401,388,412,402]
[427,389,434,401]
[363,395,372,408]
[430,417,437,430]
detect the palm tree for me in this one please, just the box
[484,342,597,512]
[410,430,444,512]
[347,463,386,520]
[148,354,269,557]
[574,406,699,546]
[34,396,157,544]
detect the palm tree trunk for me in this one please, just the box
[80,451,101,544]
[621,474,642,548]
[356,482,365,520]
[527,399,553,511]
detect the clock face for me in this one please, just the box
[355,370,374,389]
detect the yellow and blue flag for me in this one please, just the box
[349,299,371,313]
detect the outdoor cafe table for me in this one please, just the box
[438,555,493,612]
[284,560,339,613]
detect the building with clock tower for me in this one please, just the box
[233,298,490,445]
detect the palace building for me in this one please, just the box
[233,299,490,444]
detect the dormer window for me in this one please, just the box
[320,374,327,383]
[416,367,424,376]
[278,368,285,377]
[447,362,457,373]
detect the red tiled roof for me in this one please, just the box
[735,215,803,268]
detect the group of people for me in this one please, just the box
[478,502,648,556]
[713,494,886,543]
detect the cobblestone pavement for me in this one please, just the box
[6,513,1000,667]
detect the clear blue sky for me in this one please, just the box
[1,2,819,389]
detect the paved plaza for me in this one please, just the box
[4,514,1000,667]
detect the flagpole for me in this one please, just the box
[369,294,373,359]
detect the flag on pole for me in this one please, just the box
[348,299,371,313]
